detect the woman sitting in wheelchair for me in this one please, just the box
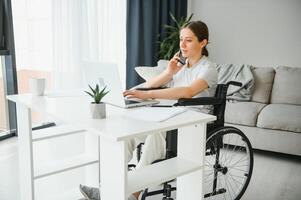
[80,20,218,200]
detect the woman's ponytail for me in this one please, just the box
[202,46,209,57]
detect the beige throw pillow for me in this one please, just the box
[270,66,301,105]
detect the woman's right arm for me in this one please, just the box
[145,54,183,88]
[145,69,173,88]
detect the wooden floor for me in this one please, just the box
[0,137,300,200]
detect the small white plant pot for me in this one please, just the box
[90,102,106,119]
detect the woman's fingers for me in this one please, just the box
[172,54,180,61]
[174,51,181,57]
[124,90,139,98]
[125,95,135,99]
[123,90,133,96]
[124,90,149,100]
[169,57,179,66]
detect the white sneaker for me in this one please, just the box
[79,184,138,200]
[128,194,138,200]
[79,184,100,200]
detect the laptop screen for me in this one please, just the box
[82,62,127,107]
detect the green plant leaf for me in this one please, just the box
[85,84,110,104]
[169,12,179,28]
[84,91,94,98]
[99,86,107,95]
[95,94,101,104]
[95,84,99,94]
[99,91,109,101]
[158,13,193,59]
[187,13,193,22]
[88,84,96,95]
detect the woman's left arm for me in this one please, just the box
[124,78,209,100]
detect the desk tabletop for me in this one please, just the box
[7,94,216,141]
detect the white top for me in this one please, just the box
[168,56,218,98]
[168,56,218,113]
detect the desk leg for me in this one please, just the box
[99,138,127,200]
[177,123,206,200]
[16,104,35,200]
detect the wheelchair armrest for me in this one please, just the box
[135,86,168,91]
[227,81,242,87]
[174,97,223,106]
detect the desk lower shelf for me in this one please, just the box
[32,124,86,142]
[127,157,203,194]
[40,188,83,200]
[34,154,98,180]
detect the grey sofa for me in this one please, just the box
[135,62,301,156]
[225,66,301,156]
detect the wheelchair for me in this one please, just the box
[136,81,254,200]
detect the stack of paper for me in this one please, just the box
[125,107,186,122]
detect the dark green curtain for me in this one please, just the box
[0,0,5,50]
[0,0,18,140]
[126,0,187,89]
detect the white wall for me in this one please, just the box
[188,0,301,68]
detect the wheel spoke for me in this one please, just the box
[228,172,243,192]
[228,166,248,173]
[228,155,249,168]
[224,134,240,167]
[227,164,249,168]
[225,174,237,199]
[224,134,234,166]
[228,171,246,186]
[219,144,227,166]
[224,137,242,166]
[223,174,233,200]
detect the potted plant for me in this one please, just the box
[85,84,109,119]
[158,13,193,60]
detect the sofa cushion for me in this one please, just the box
[257,104,301,132]
[225,101,266,126]
[251,67,275,104]
[270,66,301,105]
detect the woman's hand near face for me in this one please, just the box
[166,52,185,75]
[144,53,182,88]
[123,90,151,100]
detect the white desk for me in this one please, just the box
[7,94,216,200]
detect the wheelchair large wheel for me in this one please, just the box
[204,126,253,200]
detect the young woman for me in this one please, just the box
[80,20,218,200]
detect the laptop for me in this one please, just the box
[83,62,159,108]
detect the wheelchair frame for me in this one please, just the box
[137,81,254,200]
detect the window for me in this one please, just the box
[8,0,53,128]
[0,0,127,140]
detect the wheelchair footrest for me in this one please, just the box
[204,188,226,198]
